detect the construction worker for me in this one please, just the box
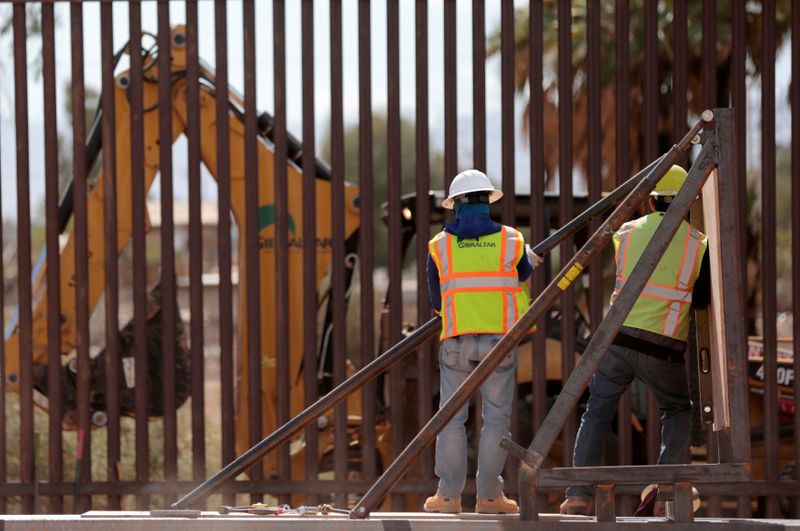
[560,165,710,516]
[424,169,541,515]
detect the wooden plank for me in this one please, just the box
[537,463,750,487]
[689,202,715,427]
[701,168,731,429]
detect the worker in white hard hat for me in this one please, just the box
[424,169,542,515]
[560,165,711,516]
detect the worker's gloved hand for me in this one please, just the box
[525,244,544,268]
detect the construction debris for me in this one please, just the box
[216,503,349,517]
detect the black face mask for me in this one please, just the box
[454,200,490,217]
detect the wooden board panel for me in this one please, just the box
[701,168,731,429]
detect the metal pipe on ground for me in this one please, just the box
[348,112,714,520]
[172,316,441,509]
[172,137,673,510]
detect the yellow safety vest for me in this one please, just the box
[612,212,708,342]
[429,226,529,340]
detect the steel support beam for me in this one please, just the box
[537,463,750,488]
[173,152,662,508]
[517,125,717,520]
[349,113,713,520]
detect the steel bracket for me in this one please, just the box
[500,436,542,469]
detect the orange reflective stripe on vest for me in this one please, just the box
[677,226,704,290]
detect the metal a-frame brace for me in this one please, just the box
[349,111,727,520]
[503,108,750,523]
[172,140,673,510]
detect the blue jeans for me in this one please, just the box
[435,334,517,499]
[566,344,691,500]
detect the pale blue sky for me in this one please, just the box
[0,1,792,220]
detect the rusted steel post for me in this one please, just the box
[703,4,722,516]
[500,0,517,487]
[157,0,178,504]
[185,0,206,485]
[586,0,603,341]
[529,1,547,508]
[517,128,716,521]
[643,0,661,467]
[100,0,121,511]
[302,0,321,502]
[386,0,403,511]
[793,0,800,519]
[672,0,688,143]
[614,2,634,510]
[357,0,375,486]
[732,0,748,307]
[70,1,92,512]
[643,0,658,164]
[614,0,630,186]
[415,0,433,479]
[41,1,63,514]
[330,0,349,510]
[715,109,751,517]
[702,0,717,109]
[472,0,485,172]
[242,0,263,502]
[501,0,515,227]
[273,0,291,505]
[595,484,616,522]
[761,0,779,519]
[713,109,749,464]
[557,0,576,468]
[670,481,695,523]
[443,0,456,193]
[529,0,547,444]
[127,1,150,511]
[214,0,235,509]
[350,114,715,520]
[13,2,34,514]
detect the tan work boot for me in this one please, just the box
[423,492,462,513]
[475,493,519,514]
[638,484,700,517]
[559,496,593,515]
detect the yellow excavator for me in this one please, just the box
[3,25,592,502]
[2,25,390,481]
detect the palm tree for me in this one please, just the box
[488,1,791,190]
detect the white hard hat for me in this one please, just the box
[442,169,503,209]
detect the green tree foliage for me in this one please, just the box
[321,115,445,267]
[0,4,44,78]
[488,0,792,189]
